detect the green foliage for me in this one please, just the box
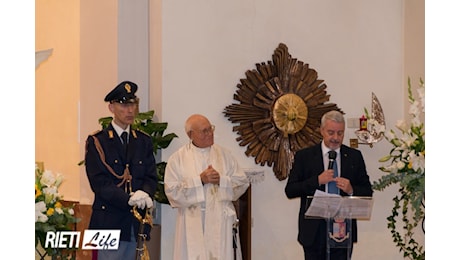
[386,187,425,260]
[154,162,169,204]
[373,78,425,260]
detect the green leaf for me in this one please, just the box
[378,155,392,162]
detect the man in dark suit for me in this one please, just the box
[285,110,373,260]
[85,81,157,260]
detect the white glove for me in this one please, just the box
[136,199,146,209]
[128,190,149,208]
[144,196,153,209]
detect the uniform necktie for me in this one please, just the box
[121,131,128,156]
[328,152,339,194]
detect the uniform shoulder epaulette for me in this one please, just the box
[90,129,102,136]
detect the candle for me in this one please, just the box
[359,115,368,131]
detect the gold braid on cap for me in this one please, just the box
[125,83,132,93]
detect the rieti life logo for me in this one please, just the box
[44,230,120,250]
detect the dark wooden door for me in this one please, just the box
[234,185,251,260]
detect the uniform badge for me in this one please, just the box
[125,83,131,93]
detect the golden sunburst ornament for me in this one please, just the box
[273,93,308,137]
[224,43,342,180]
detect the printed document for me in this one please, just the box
[305,190,373,220]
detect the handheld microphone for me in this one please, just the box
[328,150,337,169]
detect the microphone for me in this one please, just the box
[328,150,337,169]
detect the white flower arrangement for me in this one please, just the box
[373,78,425,260]
[35,164,79,258]
[378,79,425,178]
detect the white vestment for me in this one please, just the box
[165,143,250,260]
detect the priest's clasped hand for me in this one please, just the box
[200,165,220,185]
[128,190,153,209]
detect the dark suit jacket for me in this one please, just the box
[285,143,373,247]
[85,124,157,241]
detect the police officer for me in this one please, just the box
[85,81,157,260]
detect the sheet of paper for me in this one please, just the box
[337,196,373,220]
[305,190,373,220]
[305,190,342,218]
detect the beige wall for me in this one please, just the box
[404,0,425,121]
[35,0,81,201]
[404,0,425,81]
[78,0,119,204]
[35,0,119,203]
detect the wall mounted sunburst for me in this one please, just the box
[224,43,343,181]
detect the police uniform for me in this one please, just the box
[84,81,157,259]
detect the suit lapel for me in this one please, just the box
[314,145,326,191]
[340,145,350,179]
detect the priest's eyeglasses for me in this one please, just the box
[194,125,215,136]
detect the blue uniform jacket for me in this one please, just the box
[85,124,157,242]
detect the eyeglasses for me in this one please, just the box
[193,125,215,136]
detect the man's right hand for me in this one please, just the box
[318,169,336,185]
